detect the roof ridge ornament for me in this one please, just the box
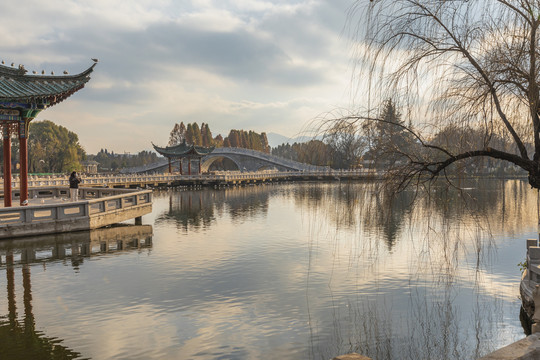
[18,64,27,75]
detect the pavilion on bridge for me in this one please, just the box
[0,60,96,207]
[152,140,214,175]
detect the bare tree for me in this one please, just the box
[320,0,540,190]
[168,122,186,146]
[324,121,368,169]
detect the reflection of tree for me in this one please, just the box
[298,179,533,359]
[155,187,270,231]
[292,182,415,250]
[156,190,217,231]
[224,187,270,222]
[307,263,511,360]
[158,179,535,252]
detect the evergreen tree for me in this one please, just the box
[363,99,414,168]
[185,123,194,144]
[192,123,202,145]
[201,123,214,147]
[214,134,224,147]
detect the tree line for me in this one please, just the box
[88,149,159,172]
[0,120,163,174]
[273,98,523,175]
[0,120,87,174]
[273,100,408,169]
[167,122,270,153]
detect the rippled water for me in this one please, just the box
[0,180,535,359]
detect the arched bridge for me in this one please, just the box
[201,147,328,172]
[123,147,329,174]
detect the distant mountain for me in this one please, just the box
[266,132,318,148]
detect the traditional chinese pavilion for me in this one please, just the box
[152,140,214,175]
[0,60,96,207]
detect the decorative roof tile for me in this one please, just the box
[0,61,96,107]
[153,141,215,157]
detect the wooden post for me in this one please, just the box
[168,158,172,173]
[198,158,202,174]
[188,159,191,175]
[3,125,11,207]
[19,119,28,206]
[179,158,183,175]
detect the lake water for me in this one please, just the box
[0,179,535,359]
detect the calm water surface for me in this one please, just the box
[0,180,535,359]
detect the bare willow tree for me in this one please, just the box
[319,0,540,190]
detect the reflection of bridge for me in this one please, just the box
[124,147,330,174]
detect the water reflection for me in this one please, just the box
[0,225,152,360]
[0,224,153,270]
[149,180,533,359]
[0,180,533,359]
[155,187,270,231]
[297,179,532,359]
[0,261,87,359]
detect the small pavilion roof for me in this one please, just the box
[0,61,96,107]
[153,141,215,157]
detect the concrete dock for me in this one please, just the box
[0,186,152,239]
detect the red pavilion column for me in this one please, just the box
[19,119,28,206]
[198,158,201,174]
[179,159,183,175]
[3,125,11,207]
[168,158,172,173]
[188,159,192,175]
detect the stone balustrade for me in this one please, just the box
[0,186,152,238]
[0,170,381,191]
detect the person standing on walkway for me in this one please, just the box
[69,171,81,201]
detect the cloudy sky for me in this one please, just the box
[0,0,362,154]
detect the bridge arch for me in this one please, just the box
[201,156,241,172]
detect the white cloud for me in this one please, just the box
[0,0,355,153]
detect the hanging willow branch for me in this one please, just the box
[327,0,540,190]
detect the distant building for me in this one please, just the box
[82,160,99,174]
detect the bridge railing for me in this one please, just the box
[1,169,380,191]
[209,147,330,171]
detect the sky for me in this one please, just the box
[0,0,361,154]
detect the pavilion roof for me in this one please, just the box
[0,61,96,107]
[153,141,215,157]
